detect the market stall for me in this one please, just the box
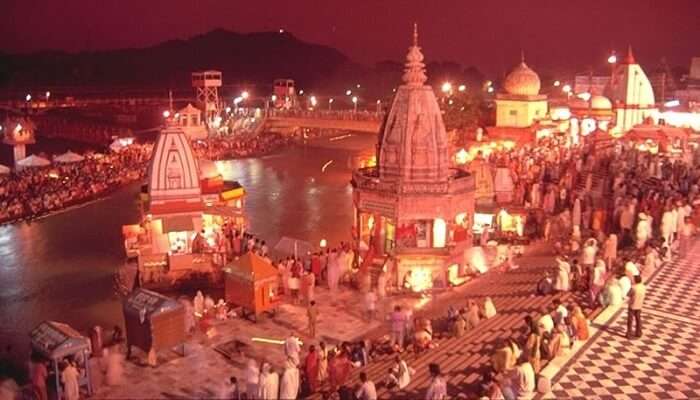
[224,251,280,321]
[122,288,186,364]
[30,321,93,398]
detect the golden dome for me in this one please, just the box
[590,95,612,110]
[504,61,541,96]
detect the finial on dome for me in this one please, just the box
[520,49,525,64]
[413,22,418,47]
[402,23,427,86]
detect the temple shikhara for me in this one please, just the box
[352,26,475,291]
[121,123,245,288]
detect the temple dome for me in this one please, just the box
[504,61,541,96]
[590,95,612,110]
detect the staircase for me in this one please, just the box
[575,170,610,199]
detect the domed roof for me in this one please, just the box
[590,95,612,110]
[504,61,541,96]
[199,159,221,179]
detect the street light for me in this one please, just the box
[458,84,466,92]
[25,94,31,102]
[328,98,334,111]
[607,54,617,64]
[441,82,452,94]
[45,91,51,100]
[376,99,381,114]
[345,89,352,96]
[352,96,358,112]
[162,110,170,118]
[553,80,561,87]
[356,84,361,89]
[299,89,304,95]
[562,84,572,94]
[310,96,318,108]
[241,91,250,100]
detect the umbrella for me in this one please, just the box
[0,164,10,174]
[274,236,314,258]
[54,151,85,163]
[16,155,50,168]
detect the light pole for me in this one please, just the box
[328,98,334,111]
[352,96,358,113]
[376,99,381,114]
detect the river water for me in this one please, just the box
[0,133,375,370]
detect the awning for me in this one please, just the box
[161,216,195,233]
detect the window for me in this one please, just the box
[509,110,518,116]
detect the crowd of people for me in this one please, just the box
[190,132,292,161]
[0,145,152,224]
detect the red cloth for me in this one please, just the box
[305,351,319,392]
[329,353,352,390]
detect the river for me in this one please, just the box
[0,133,375,373]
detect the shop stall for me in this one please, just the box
[122,288,186,363]
[30,321,93,398]
[224,252,280,321]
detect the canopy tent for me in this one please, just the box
[16,154,50,168]
[274,236,314,258]
[54,150,85,163]
[0,164,10,174]
[30,321,93,398]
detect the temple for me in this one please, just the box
[607,46,658,133]
[352,25,475,291]
[495,55,548,129]
[122,123,245,287]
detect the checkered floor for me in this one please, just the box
[548,242,700,399]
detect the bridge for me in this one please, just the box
[263,110,382,134]
[0,96,384,134]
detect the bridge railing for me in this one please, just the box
[268,109,384,121]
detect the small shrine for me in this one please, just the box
[494,54,548,129]
[351,25,475,292]
[121,124,246,288]
[2,117,36,168]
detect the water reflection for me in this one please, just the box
[0,134,374,361]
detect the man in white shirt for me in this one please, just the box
[627,275,646,339]
[355,372,377,400]
[284,332,302,366]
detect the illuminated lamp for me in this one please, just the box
[433,218,447,248]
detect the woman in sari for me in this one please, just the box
[304,345,319,393]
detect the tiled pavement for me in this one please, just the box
[546,241,700,399]
[310,245,595,400]
[96,241,601,399]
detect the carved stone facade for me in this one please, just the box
[352,25,475,291]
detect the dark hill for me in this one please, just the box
[0,29,352,90]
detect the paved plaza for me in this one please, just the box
[545,241,700,399]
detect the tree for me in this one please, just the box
[442,89,484,132]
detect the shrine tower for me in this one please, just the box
[352,25,475,291]
[147,124,203,215]
[606,46,658,134]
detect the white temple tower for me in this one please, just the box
[2,117,36,169]
[607,47,658,134]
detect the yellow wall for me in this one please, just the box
[495,99,548,128]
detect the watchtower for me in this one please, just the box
[191,70,222,122]
[2,117,36,168]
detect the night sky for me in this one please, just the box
[1,0,699,75]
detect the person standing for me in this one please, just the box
[285,333,302,366]
[304,345,319,394]
[307,301,318,338]
[389,305,407,351]
[245,359,260,399]
[30,352,48,400]
[627,275,645,339]
[355,372,377,400]
[61,361,80,400]
[257,363,279,400]
[364,290,377,321]
[280,358,300,400]
[425,363,447,400]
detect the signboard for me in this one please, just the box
[359,195,396,217]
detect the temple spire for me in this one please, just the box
[624,45,636,64]
[402,23,427,86]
